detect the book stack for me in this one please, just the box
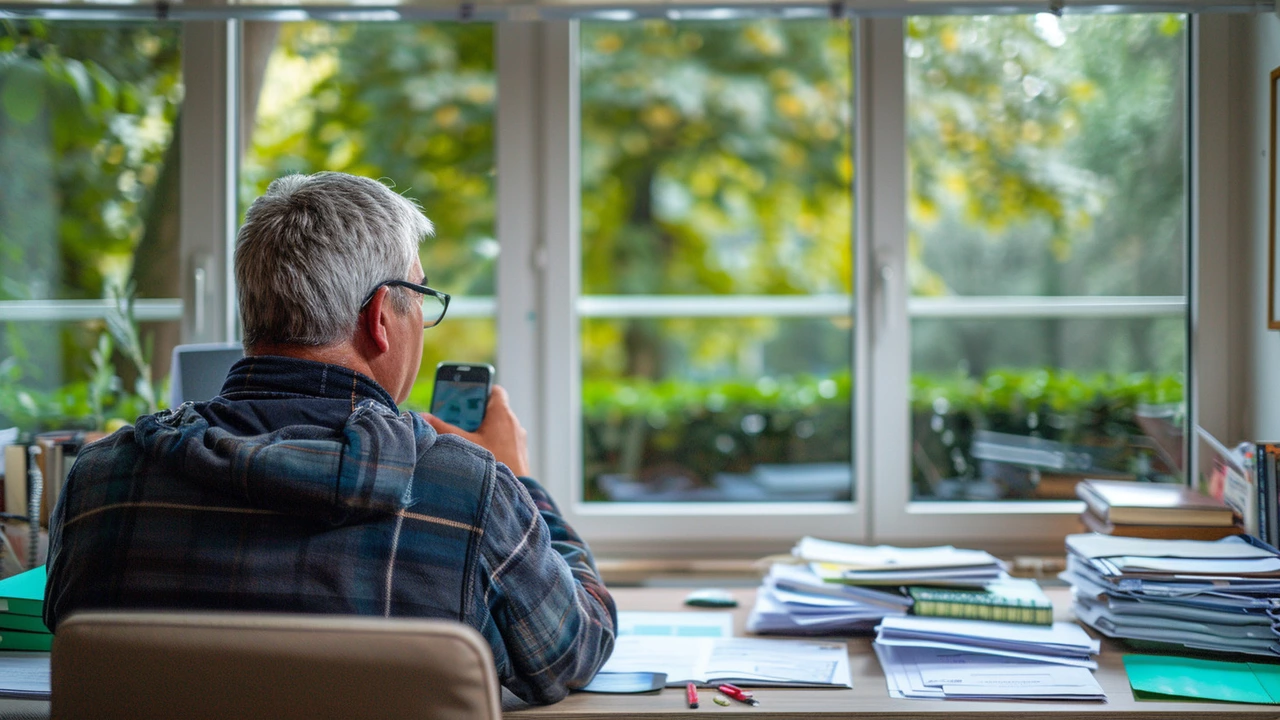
[1076,478,1240,541]
[0,566,50,651]
[3,431,99,528]
[1062,533,1280,657]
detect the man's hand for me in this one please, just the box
[424,385,531,477]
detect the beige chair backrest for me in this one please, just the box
[51,612,503,720]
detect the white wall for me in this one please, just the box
[1245,12,1280,439]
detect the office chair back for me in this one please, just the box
[51,612,503,720]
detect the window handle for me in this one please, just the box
[877,262,895,329]
[193,266,207,337]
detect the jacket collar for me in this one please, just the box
[219,355,399,413]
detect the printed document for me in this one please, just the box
[598,636,853,688]
[876,645,1104,701]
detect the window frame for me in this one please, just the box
[168,12,1226,557]
[529,14,1217,556]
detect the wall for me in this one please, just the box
[1245,12,1280,439]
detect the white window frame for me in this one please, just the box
[158,11,1233,557]
[524,14,1225,556]
[5,10,1229,558]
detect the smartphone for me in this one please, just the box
[430,362,495,432]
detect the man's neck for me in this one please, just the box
[245,342,376,381]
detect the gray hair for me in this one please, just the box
[235,172,434,348]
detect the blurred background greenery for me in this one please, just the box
[0,14,1187,501]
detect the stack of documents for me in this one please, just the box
[796,536,1007,587]
[874,616,1104,701]
[748,562,911,635]
[749,537,1040,635]
[1062,533,1280,657]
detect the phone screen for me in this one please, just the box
[430,364,492,432]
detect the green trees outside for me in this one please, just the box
[240,22,498,410]
[0,21,181,430]
[0,16,1188,502]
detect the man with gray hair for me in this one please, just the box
[43,172,617,705]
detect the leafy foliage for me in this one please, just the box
[1,17,1190,505]
[241,22,498,389]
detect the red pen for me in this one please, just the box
[686,682,699,709]
[717,684,760,706]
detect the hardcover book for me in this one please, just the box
[1076,479,1236,527]
[1079,507,1241,541]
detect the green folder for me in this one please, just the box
[1124,655,1280,704]
[0,613,49,634]
[0,628,53,652]
[0,566,45,618]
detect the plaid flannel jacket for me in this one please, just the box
[43,356,617,705]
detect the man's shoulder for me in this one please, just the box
[414,429,503,489]
[73,423,144,470]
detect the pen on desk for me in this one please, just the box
[717,684,760,706]
[686,682,699,709]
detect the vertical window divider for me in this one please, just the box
[539,19,582,505]
[864,16,912,544]
[853,16,876,541]
[497,20,545,477]
[180,20,236,345]
[1189,15,1239,462]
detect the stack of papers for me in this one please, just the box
[796,537,1007,587]
[875,646,1105,701]
[0,652,49,699]
[873,616,1104,701]
[747,563,911,635]
[1062,533,1280,657]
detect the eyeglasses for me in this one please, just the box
[360,279,451,329]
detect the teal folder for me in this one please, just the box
[0,566,45,618]
[1124,655,1280,704]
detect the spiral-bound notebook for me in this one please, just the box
[907,577,1052,626]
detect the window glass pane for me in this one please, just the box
[0,22,182,432]
[580,19,854,503]
[906,15,1188,501]
[240,22,495,408]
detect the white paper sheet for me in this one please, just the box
[0,652,49,699]
[795,537,1000,571]
[598,635,853,687]
[872,637,1098,670]
[877,616,1101,654]
[1066,533,1272,561]
[617,611,734,638]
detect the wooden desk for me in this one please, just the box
[511,586,1280,719]
[5,586,1278,719]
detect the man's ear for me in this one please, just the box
[361,286,393,354]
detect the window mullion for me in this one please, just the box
[496,21,545,477]
[864,16,913,544]
[539,19,582,504]
[181,21,236,345]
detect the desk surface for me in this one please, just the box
[4,586,1279,720]
[511,586,1280,719]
